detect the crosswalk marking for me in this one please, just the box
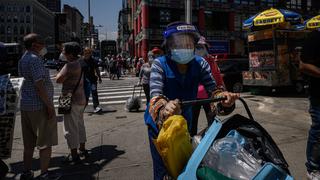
[53,77,146,107]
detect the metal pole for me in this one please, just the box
[88,0,91,48]
[185,0,192,23]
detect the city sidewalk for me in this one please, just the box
[4,104,153,180]
[4,94,311,179]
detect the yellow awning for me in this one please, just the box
[306,15,320,29]
[254,8,285,26]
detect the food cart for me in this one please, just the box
[242,28,308,92]
[242,8,308,93]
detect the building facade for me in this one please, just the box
[62,4,84,43]
[37,0,61,12]
[119,0,320,59]
[0,0,55,46]
[117,0,131,57]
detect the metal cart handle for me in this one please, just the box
[180,97,254,121]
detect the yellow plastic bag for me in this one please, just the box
[153,115,193,178]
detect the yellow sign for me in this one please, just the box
[254,8,285,26]
[306,15,320,29]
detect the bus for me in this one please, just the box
[100,40,117,58]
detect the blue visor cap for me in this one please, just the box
[163,24,200,40]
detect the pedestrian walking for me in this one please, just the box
[138,48,164,103]
[138,54,153,103]
[299,30,320,180]
[191,36,226,136]
[82,47,103,113]
[18,33,57,180]
[145,22,239,179]
[109,55,117,80]
[56,42,89,164]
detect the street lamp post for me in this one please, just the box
[185,0,192,23]
[88,0,92,48]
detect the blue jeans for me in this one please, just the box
[148,127,167,180]
[306,97,320,172]
[84,80,100,109]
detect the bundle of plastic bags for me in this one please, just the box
[197,130,262,180]
[153,115,193,178]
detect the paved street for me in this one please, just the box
[4,75,312,180]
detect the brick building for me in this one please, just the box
[118,0,320,59]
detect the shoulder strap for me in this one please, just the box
[72,68,83,94]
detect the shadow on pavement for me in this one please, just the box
[7,145,125,180]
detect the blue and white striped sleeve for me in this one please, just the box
[199,58,217,95]
[150,59,165,98]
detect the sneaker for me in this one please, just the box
[20,171,34,180]
[94,107,102,113]
[307,171,320,180]
[62,154,81,165]
[79,149,89,158]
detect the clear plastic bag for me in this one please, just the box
[202,130,262,180]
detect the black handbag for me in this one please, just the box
[58,70,83,114]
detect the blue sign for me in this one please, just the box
[207,40,229,54]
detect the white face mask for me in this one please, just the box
[39,47,47,57]
[170,48,195,64]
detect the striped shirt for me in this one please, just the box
[150,56,216,98]
[19,51,54,111]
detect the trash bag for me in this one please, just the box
[202,130,262,180]
[215,114,290,173]
[153,115,193,178]
[125,96,141,112]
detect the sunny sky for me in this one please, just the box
[61,0,122,41]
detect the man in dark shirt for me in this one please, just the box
[300,30,320,180]
[83,48,103,113]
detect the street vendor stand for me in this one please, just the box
[242,8,309,93]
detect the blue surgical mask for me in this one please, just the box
[170,49,195,64]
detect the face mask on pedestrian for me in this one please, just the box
[148,56,154,64]
[170,48,195,64]
[39,47,47,57]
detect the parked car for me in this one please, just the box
[216,58,249,93]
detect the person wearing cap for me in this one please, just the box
[18,33,57,179]
[56,42,89,164]
[191,36,226,136]
[145,22,239,179]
